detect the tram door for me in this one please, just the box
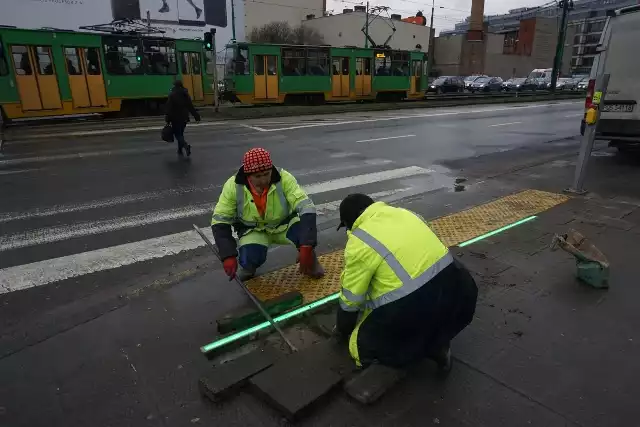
[181,52,204,101]
[11,45,63,111]
[331,57,350,98]
[355,57,372,96]
[65,47,108,108]
[410,60,423,95]
[253,55,278,101]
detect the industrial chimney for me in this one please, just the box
[468,0,485,41]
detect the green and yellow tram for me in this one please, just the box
[0,27,216,121]
[223,42,428,105]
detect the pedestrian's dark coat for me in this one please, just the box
[165,85,200,124]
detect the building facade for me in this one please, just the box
[441,0,637,75]
[302,9,431,53]
[243,0,325,38]
[435,17,574,78]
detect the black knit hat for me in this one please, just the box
[337,193,375,231]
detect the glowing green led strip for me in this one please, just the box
[200,215,538,353]
[200,293,340,353]
[458,215,538,247]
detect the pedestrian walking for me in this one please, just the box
[335,193,478,371]
[165,80,200,157]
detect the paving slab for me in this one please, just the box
[199,347,280,403]
[344,364,407,405]
[249,341,344,420]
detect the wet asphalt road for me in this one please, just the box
[0,100,589,427]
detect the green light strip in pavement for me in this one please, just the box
[201,293,340,353]
[458,215,538,247]
[201,215,538,353]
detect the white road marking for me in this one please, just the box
[564,113,583,118]
[357,135,416,143]
[239,123,269,132]
[489,121,522,127]
[21,121,230,138]
[0,188,412,293]
[0,166,430,251]
[0,159,394,223]
[0,169,37,176]
[303,166,432,194]
[256,102,581,132]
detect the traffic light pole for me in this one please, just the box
[425,0,435,84]
[550,0,571,92]
[231,0,236,42]
[365,1,369,48]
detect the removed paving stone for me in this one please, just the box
[199,346,280,402]
[216,291,304,334]
[249,339,353,419]
[344,363,407,405]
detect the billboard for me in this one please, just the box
[1,0,244,65]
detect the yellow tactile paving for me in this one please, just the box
[246,189,569,303]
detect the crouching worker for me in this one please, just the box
[211,148,325,281]
[335,194,478,371]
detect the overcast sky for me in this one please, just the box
[326,0,548,33]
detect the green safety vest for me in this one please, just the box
[340,202,453,312]
[211,168,315,234]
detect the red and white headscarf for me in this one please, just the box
[243,148,273,174]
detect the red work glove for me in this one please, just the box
[298,245,314,275]
[223,257,238,280]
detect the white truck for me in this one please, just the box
[581,5,640,151]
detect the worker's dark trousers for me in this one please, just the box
[339,259,478,368]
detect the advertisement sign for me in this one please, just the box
[1,0,243,65]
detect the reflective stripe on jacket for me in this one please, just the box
[339,202,452,312]
[210,166,317,260]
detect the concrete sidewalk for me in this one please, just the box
[2,147,640,426]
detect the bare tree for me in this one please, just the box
[249,22,325,45]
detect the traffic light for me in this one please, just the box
[204,29,215,51]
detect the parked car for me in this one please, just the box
[503,77,538,92]
[535,78,551,90]
[428,76,465,94]
[464,74,488,90]
[556,77,578,91]
[470,76,503,92]
[576,77,589,91]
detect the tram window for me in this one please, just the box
[282,48,305,76]
[190,53,201,75]
[363,58,371,75]
[266,56,277,75]
[306,48,329,76]
[0,40,8,76]
[84,48,102,75]
[390,52,409,76]
[254,55,265,75]
[143,40,177,75]
[205,50,215,75]
[104,37,143,75]
[374,55,390,76]
[35,46,55,75]
[234,46,249,75]
[64,48,82,75]
[11,46,32,75]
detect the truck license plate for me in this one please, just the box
[603,104,635,113]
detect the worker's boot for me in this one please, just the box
[434,345,452,376]
[237,266,257,282]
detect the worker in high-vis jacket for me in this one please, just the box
[211,148,325,281]
[335,193,478,371]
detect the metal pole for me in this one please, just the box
[551,0,570,92]
[365,1,369,48]
[568,73,609,194]
[192,225,298,353]
[231,0,236,42]
[425,0,435,85]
